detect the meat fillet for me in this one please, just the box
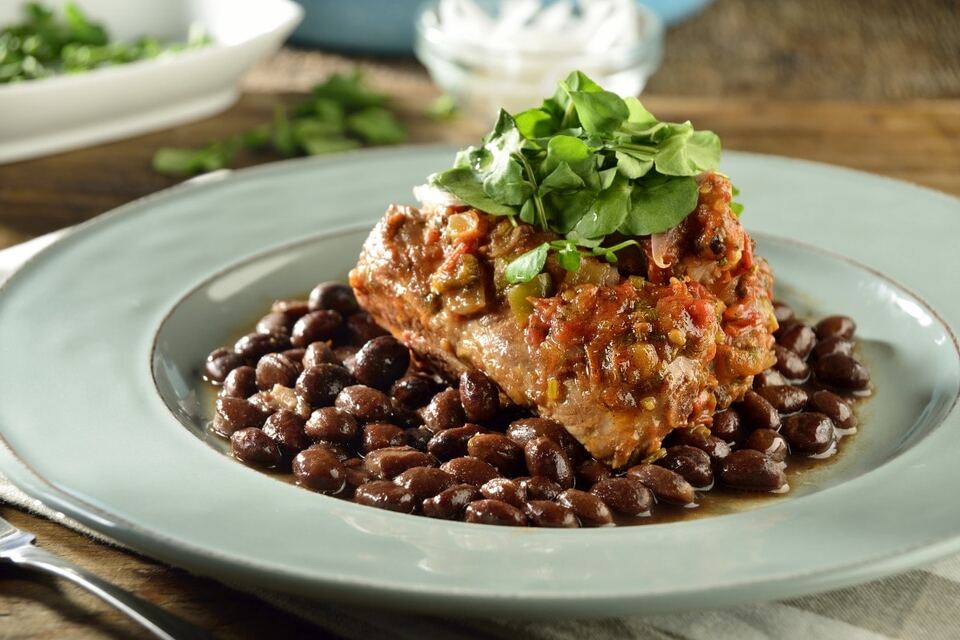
[350,172,777,468]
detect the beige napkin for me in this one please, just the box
[1,233,956,640]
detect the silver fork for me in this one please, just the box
[0,514,211,639]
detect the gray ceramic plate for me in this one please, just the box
[0,146,958,617]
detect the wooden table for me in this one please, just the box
[1,2,959,636]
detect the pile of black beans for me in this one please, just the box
[204,284,869,528]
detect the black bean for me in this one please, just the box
[335,385,394,422]
[517,476,562,501]
[213,397,269,436]
[345,312,388,346]
[467,433,525,476]
[271,299,310,322]
[464,499,527,526]
[753,369,788,389]
[422,484,479,520]
[809,390,858,433]
[354,480,415,513]
[391,374,437,409]
[757,385,809,414]
[230,428,281,468]
[361,422,406,453]
[480,478,527,508]
[352,336,410,391]
[459,369,500,422]
[523,500,579,528]
[811,336,854,360]
[292,310,343,348]
[296,364,354,407]
[205,347,245,383]
[774,318,800,338]
[590,477,653,517]
[293,446,347,493]
[393,467,457,501]
[777,322,817,358]
[363,446,436,479]
[309,282,359,315]
[557,489,613,527]
[342,458,372,496]
[773,300,795,324]
[656,445,714,489]
[774,345,811,382]
[506,418,587,464]
[523,437,574,488]
[234,333,289,361]
[710,409,743,443]
[312,441,351,462]
[262,409,309,452]
[304,407,358,444]
[815,315,856,341]
[256,311,293,337]
[282,348,306,363]
[668,428,732,462]
[404,426,434,452]
[440,456,500,487]
[303,342,339,367]
[421,388,465,432]
[255,353,300,391]
[743,428,789,462]
[626,464,697,506]
[427,423,488,461]
[737,390,781,431]
[389,403,422,429]
[221,366,257,398]
[719,450,788,492]
[576,459,612,487]
[812,354,870,390]
[782,412,837,456]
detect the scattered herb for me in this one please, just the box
[0,2,210,84]
[151,70,407,176]
[429,71,728,283]
[428,94,459,121]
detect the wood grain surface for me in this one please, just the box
[0,0,959,638]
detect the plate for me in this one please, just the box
[0,0,302,164]
[0,147,958,617]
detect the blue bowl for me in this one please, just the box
[289,0,712,55]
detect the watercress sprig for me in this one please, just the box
[429,71,728,283]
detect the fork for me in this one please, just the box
[0,514,211,639]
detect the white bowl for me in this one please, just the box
[0,0,303,164]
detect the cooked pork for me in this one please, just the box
[350,171,777,468]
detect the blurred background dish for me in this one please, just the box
[288,0,708,55]
[0,0,302,164]
[414,0,663,119]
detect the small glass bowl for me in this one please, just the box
[415,0,663,123]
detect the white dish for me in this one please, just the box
[0,0,302,164]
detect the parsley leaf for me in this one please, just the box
[505,243,549,284]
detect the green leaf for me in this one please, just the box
[151,141,237,176]
[557,247,582,272]
[271,107,298,157]
[615,149,654,179]
[730,201,744,216]
[567,90,628,134]
[346,107,406,144]
[312,70,386,109]
[430,167,518,217]
[624,97,656,125]
[541,161,584,192]
[655,129,721,176]
[483,155,532,205]
[301,136,360,156]
[505,243,549,284]
[572,174,631,239]
[620,175,699,235]
[428,94,458,121]
[516,108,555,140]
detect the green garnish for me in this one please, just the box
[429,71,727,284]
[0,2,210,84]
[152,70,407,176]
